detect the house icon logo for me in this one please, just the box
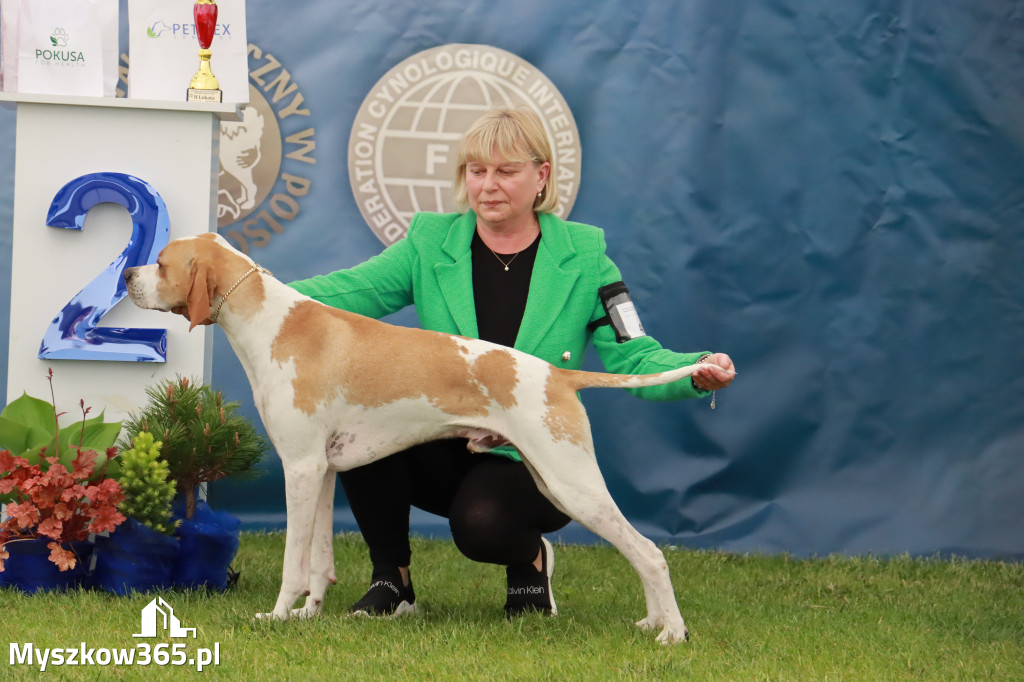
[133,597,197,638]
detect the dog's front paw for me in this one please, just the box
[637,616,689,644]
[635,616,661,631]
[253,610,288,622]
[289,603,323,620]
[655,624,689,645]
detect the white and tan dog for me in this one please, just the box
[125,233,719,644]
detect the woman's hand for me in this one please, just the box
[692,353,736,391]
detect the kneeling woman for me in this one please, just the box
[288,107,736,616]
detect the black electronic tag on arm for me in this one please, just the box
[587,281,647,343]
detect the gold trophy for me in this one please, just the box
[186,0,222,102]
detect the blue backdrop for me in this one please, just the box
[1,0,1021,559]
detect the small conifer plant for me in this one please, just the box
[120,377,267,519]
[116,432,177,535]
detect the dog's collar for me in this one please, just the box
[209,264,272,323]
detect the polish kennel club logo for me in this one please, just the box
[134,597,196,638]
[216,43,316,255]
[349,43,583,245]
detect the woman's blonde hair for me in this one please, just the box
[453,107,559,214]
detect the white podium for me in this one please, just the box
[0,92,240,423]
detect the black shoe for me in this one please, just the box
[350,568,417,617]
[504,537,557,616]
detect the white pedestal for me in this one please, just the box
[0,93,240,425]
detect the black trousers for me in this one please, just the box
[338,439,571,570]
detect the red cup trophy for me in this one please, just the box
[186,0,222,102]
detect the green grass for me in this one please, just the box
[3,532,1022,680]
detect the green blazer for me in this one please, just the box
[289,211,709,404]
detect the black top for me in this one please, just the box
[471,230,541,348]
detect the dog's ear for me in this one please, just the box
[185,261,215,331]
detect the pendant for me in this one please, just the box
[504,266,509,272]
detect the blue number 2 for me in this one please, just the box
[39,172,170,362]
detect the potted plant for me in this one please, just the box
[0,371,126,592]
[0,447,126,592]
[120,376,266,589]
[92,431,180,595]
[0,372,122,478]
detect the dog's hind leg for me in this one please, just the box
[516,437,689,645]
[291,470,338,619]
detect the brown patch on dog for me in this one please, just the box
[542,369,589,446]
[470,349,518,410]
[271,301,494,417]
[196,234,267,323]
[154,242,199,311]
[219,267,266,322]
[157,235,266,329]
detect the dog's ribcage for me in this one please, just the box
[222,283,576,471]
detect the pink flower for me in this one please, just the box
[37,517,64,540]
[5,501,40,530]
[88,505,126,534]
[0,450,26,472]
[48,543,77,572]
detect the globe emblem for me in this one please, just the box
[378,74,524,221]
[350,44,582,245]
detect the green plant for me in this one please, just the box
[0,370,127,571]
[0,370,122,481]
[4,536,1024,680]
[119,377,267,519]
[116,431,178,535]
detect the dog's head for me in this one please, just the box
[124,233,259,331]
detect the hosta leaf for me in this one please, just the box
[0,393,59,444]
[0,415,35,454]
[23,444,48,467]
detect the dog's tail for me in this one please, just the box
[562,363,733,392]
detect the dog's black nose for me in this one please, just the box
[124,267,137,284]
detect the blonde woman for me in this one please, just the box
[290,108,735,617]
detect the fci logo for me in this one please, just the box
[349,43,582,246]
